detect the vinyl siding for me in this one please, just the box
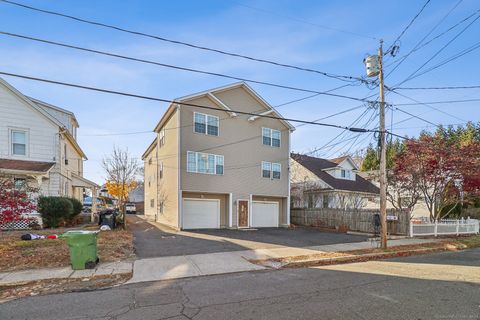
[143,108,180,229]
[179,86,290,227]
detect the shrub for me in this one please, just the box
[37,196,73,228]
[65,197,83,219]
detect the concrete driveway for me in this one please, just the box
[128,215,367,259]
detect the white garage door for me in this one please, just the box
[182,199,220,229]
[252,201,279,228]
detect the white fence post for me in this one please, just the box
[456,220,459,236]
[434,221,438,237]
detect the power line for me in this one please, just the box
[81,88,364,137]
[405,38,480,81]
[0,31,372,102]
[393,97,480,106]
[392,106,440,128]
[0,71,378,133]
[231,1,377,40]
[394,84,480,90]
[397,13,480,86]
[385,0,463,78]
[387,88,466,122]
[0,0,365,82]
[386,0,432,52]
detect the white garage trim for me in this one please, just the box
[251,201,279,228]
[182,198,220,229]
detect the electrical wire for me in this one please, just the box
[385,0,463,78]
[0,0,366,82]
[0,31,372,102]
[393,84,480,90]
[386,0,432,53]
[397,13,480,86]
[231,1,377,40]
[0,71,379,133]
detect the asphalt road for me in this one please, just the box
[1,248,479,320]
[128,215,367,258]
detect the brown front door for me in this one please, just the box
[238,200,249,227]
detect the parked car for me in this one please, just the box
[125,202,136,214]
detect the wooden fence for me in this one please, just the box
[290,208,410,235]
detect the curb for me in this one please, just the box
[252,243,467,269]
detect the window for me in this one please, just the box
[148,158,152,165]
[14,178,26,189]
[64,144,68,165]
[323,195,329,208]
[262,128,280,147]
[159,201,164,214]
[194,112,219,136]
[341,169,346,178]
[159,162,164,179]
[150,199,155,208]
[272,163,281,179]
[187,151,224,175]
[11,130,27,156]
[159,128,165,146]
[262,161,281,179]
[262,161,271,178]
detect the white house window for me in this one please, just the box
[340,169,352,180]
[14,178,26,189]
[262,161,281,179]
[262,128,280,147]
[11,130,27,156]
[194,112,219,136]
[341,169,346,178]
[262,161,271,178]
[187,151,224,175]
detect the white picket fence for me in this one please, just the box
[410,218,480,237]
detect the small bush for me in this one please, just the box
[38,196,73,228]
[65,197,83,218]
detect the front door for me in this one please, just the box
[238,200,249,228]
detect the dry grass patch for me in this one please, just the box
[0,227,134,272]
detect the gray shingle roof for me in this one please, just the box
[291,153,379,194]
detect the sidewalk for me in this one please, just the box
[0,261,133,286]
[128,238,434,284]
[0,238,436,286]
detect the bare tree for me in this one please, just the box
[102,146,139,228]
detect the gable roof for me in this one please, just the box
[291,153,379,194]
[329,155,359,170]
[29,96,79,128]
[153,82,295,132]
[0,77,65,129]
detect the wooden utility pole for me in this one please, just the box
[378,40,388,249]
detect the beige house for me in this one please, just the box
[290,153,379,209]
[0,77,98,204]
[142,82,294,230]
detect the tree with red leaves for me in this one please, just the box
[394,132,480,220]
[0,177,38,226]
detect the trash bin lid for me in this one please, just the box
[61,230,99,238]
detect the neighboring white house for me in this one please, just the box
[290,153,380,209]
[0,77,98,201]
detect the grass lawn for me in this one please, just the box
[0,225,134,272]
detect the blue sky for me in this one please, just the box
[1,0,479,183]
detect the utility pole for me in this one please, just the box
[378,39,388,249]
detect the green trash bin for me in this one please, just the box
[61,230,99,270]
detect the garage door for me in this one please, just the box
[252,201,279,228]
[182,199,220,229]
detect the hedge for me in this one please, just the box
[37,196,73,228]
